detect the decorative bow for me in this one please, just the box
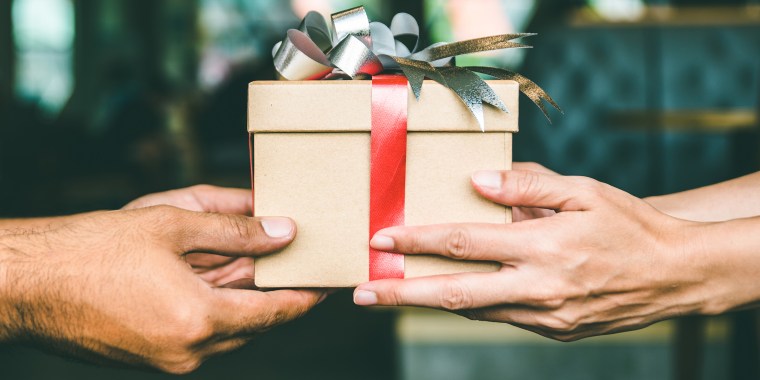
[273,6,561,130]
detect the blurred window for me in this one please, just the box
[12,0,75,114]
[587,0,645,21]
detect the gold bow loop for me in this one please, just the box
[273,6,561,130]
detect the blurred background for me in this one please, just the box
[0,0,759,379]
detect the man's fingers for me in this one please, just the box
[219,278,257,290]
[371,223,532,261]
[198,258,255,287]
[125,185,252,215]
[186,253,236,269]
[186,185,253,215]
[148,206,296,257]
[214,289,325,334]
[471,170,600,211]
[353,270,528,310]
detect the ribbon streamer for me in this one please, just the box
[273,6,561,130]
[369,75,408,281]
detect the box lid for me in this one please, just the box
[248,80,518,133]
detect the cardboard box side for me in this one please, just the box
[404,132,507,278]
[253,133,370,288]
[254,131,509,287]
[248,80,518,133]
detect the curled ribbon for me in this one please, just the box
[273,6,562,129]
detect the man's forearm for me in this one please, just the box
[0,235,20,342]
[646,171,760,222]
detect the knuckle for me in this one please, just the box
[439,280,473,311]
[150,204,182,217]
[535,238,562,256]
[185,319,215,347]
[262,307,291,328]
[189,184,215,193]
[538,315,572,333]
[159,355,203,375]
[575,177,605,198]
[528,289,566,310]
[445,227,472,260]
[405,232,425,254]
[537,312,579,334]
[225,215,258,242]
[512,170,542,198]
[385,287,408,306]
[147,205,186,228]
[151,304,214,375]
[139,205,186,239]
[165,306,215,347]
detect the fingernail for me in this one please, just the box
[260,217,294,238]
[370,234,394,251]
[354,290,378,306]
[472,171,502,189]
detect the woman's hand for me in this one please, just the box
[508,162,556,222]
[353,169,718,341]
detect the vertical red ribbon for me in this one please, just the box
[369,75,408,281]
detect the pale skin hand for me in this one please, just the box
[0,185,324,374]
[353,165,760,341]
[510,162,760,222]
[645,170,760,222]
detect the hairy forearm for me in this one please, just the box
[0,217,69,233]
[0,235,20,342]
[646,171,760,222]
[691,216,760,314]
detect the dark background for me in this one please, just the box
[0,0,759,379]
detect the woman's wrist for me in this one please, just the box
[683,217,760,315]
[645,194,708,222]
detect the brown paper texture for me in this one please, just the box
[248,80,518,133]
[250,80,517,288]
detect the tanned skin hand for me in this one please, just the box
[0,185,324,374]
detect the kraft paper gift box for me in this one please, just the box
[248,79,518,288]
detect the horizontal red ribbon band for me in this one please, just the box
[369,75,408,281]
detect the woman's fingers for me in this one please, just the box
[354,270,530,310]
[370,223,537,262]
[470,169,600,211]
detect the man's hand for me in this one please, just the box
[353,169,717,341]
[0,185,324,373]
[124,185,260,288]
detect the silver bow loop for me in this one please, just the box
[368,22,396,56]
[389,12,420,55]
[273,29,332,81]
[331,6,371,47]
[328,35,383,77]
[272,6,561,129]
[300,11,332,52]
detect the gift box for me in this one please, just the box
[247,5,559,288]
[249,79,517,287]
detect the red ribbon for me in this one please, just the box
[369,75,408,281]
